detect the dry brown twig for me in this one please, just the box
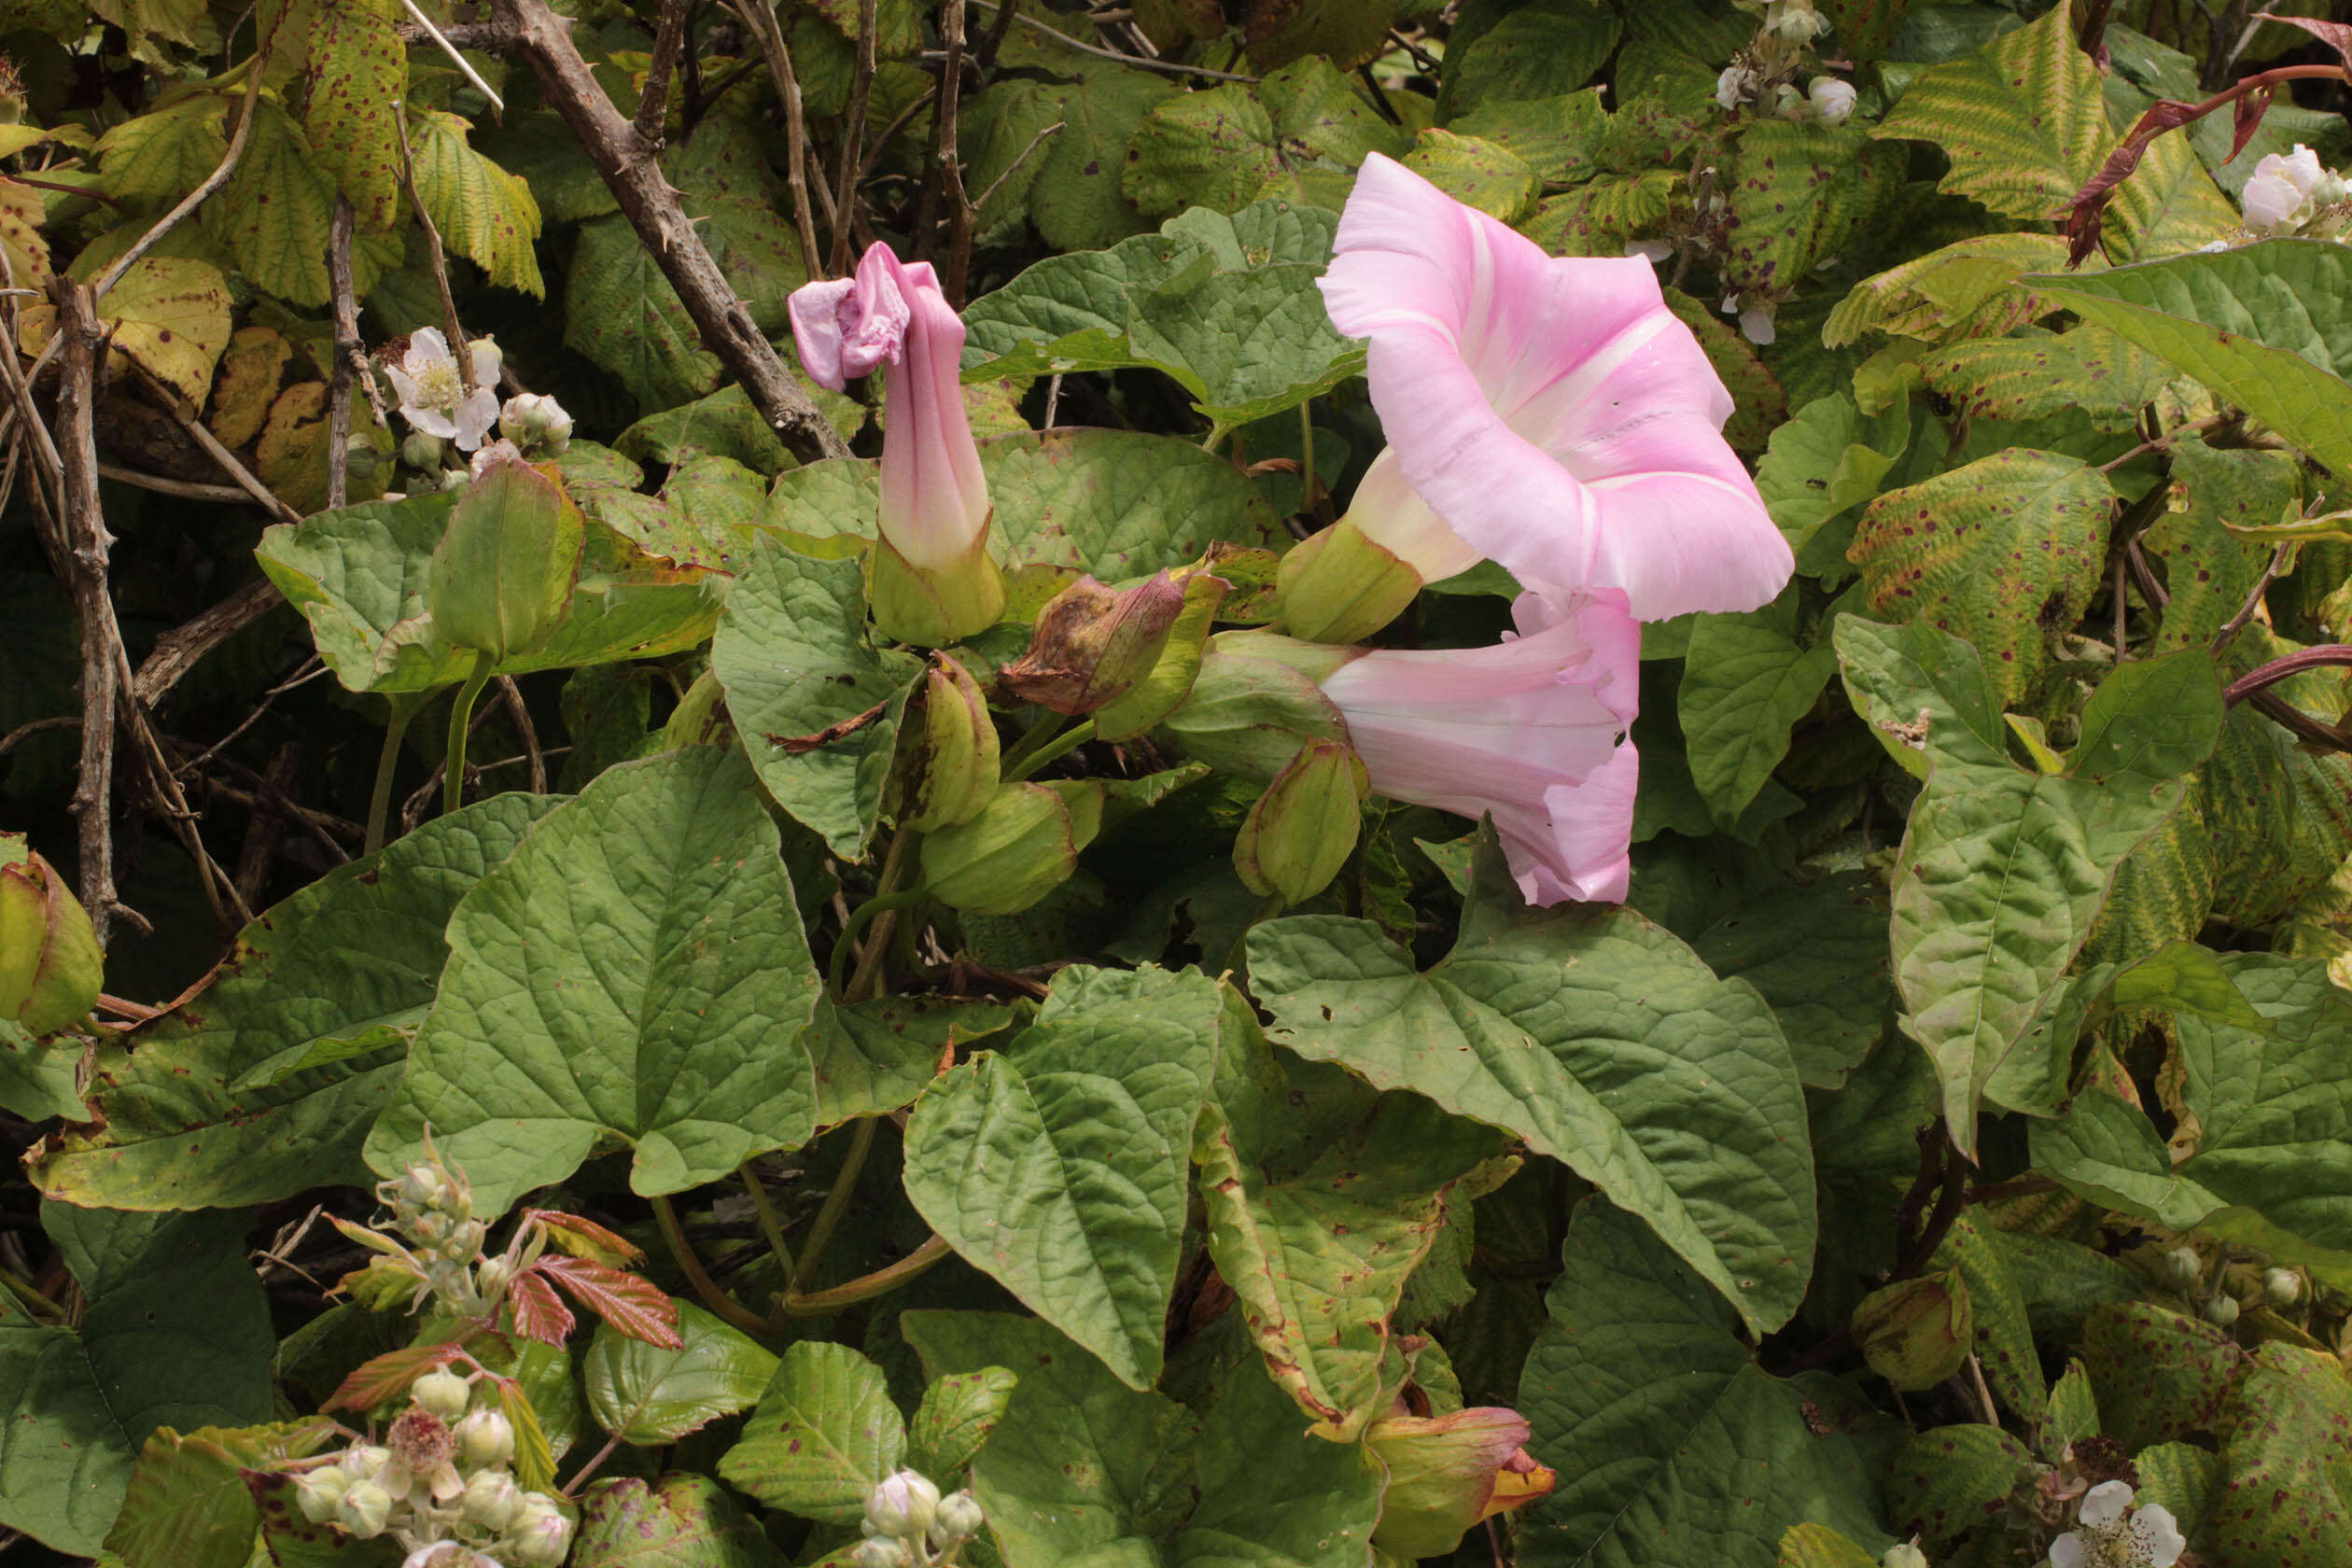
[493,0,852,462]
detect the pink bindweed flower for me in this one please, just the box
[1314,153,1792,623]
[1324,584,1641,904]
[790,244,1004,644]
[1166,583,1641,905]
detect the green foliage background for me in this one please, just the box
[2,0,2352,1565]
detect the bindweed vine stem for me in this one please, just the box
[365,693,421,856]
[442,652,495,818]
[790,1116,877,1298]
[1003,719,1094,781]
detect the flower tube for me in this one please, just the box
[1282,153,1791,640]
[1165,583,1640,905]
[790,244,1005,644]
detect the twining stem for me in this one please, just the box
[841,828,918,1001]
[787,1234,951,1316]
[832,887,931,998]
[789,1116,877,1297]
[737,1159,796,1281]
[650,1192,775,1337]
[1004,718,1093,781]
[365,693,420,856]
[997,709,1068,776]
[2223,644,2352,707]
[442,651,494,818]
[1298,399,1320,518]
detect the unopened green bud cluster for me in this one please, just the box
[291,1368,571,1565]
[338,1140,541,1323]
[855,1468,987,1568]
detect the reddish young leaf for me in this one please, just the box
[525,1208,646,1267]
[2265,15,2352,70]
[507,1267,577,1346]
[2230,86,2275,163]
[537,1255,684,1349]
[322,1341,468,1412]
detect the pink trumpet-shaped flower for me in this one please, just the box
[1319,153,1792,620]
[791,244,1002,642]
[1323,584,1640,904]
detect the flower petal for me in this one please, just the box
[404,403,459,440]
[453,386,501,452]
[2080,1481,2135,1529]
[2048,1533,2086,1568]
[789,278,862,389]
[1320,152,1792,619]
[2130,1505,2186,1567]
[402,326,449,375]
[1522,742,1637,905]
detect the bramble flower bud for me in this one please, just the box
[401,429,449,472]
[2205,1293,2240,1328]
[497,392,573,457]
[337,1478,393,1538]
[412,1368,471,1421]
[1805,77,1856,126]
[2266,1267,2303,1309]
[343,1443,391,1482]
[396,1165,451,1213]
[509,1495,574,1565]
[456,1407,515,1471]
[1880,1544,1927,1568]
[425,444,587,663]
[294,1464,350,1523]
[444,1219,487,1261]
[931,1489,986,1547]
[2159,1247,2202,1293]
[864,1469,943,1541]
[1233,740,1369,907]
[474,1253,516,1302]
[460,1467,523,1533]
[855,1538,914,1568]
[0,839,104,1037]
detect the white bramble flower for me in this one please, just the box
[385,329,502,452]
[1805,77,1856,126]
[1715,63,1757,110]
[2242,143,2329,231]
[2048,1481,2186,1568]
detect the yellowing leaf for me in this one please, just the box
[256,382,331,513]
[208,326,294,449]
[97,93,229,207]
[203,97,336,306]
[301,0,405,231]
[409,109,545,298]
[1872,0,2108,225]
[101,256,233,407]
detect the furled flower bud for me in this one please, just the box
[336,1478,393,1538]
[931,1489,986,1548]
[2159,1246,2203,1293]
[459,1468,524,1533]
[2205,1292,2240,1328]
[1852,1271,1972,1392]
[1092,568,1231,742]
[895,656,1001,833]
[791,243,1004,645]
[1366,1407,1556,1559]
[411,1368,471,1421]
[509,1495,574,1565]
[1273,521,1430,646]
[864,1470,943,1541]
[2266,1267,2303,1309]
[455,1406,516,1471]
[999,572,1190,716]
[919,780,1103,916]
[425,444,587,663]
[294,1464,351,1524]
[1233,740,1369,906]
[497,392,573,457]
[1805,77,1856,125]
[0,839,103,1037]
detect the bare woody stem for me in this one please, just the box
[54,283,124,946]
[492,0,853,463]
